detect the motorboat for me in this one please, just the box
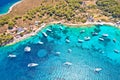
[68,49,72,53]
[8,54,16,58]
[80,30,85,33]
[24,46,31,52]
[99,38,104,41]
[42,32,48,37]
[46,28,52,32]
[94,68,102,72]
[28,63,39,67]
[59,26,63,30]
[55,52,61,56]
[113,38,116,43]
[64,62,72,66]
[114,49,120,53]
[38,41,44,45]
[78,39,84,43]
[102,34,108,37]
[84,36,91,41]
[66,39,70,43]
[92,32,98,36]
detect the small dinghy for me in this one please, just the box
[99,38,104,41]
[24,46,31,52]
[68,49,72,53]
[94,68,102,72]
[102,34,108,37]
[42,32,48,37]
[113,38,116,43]
[84,37,91,41]
[64,62,72,66]
[8,54,16,58]
[114,49,120,53]
[28,63,39,67]
[80,30,85,33]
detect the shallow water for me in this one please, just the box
[0,24,120,80]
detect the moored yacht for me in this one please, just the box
[28,63,39,67]
[94,67,102,72]
[24,46,31,52]
[66,39,70,43]
[92,32,98,36]
[42,32,48,37]
[99,38,104,41]
[80,30,85,33]
[102,34,109,37]
[55,52,61,56]
[68,49,72,53]
[38,41,44,45]
[8,54,16,58]
[114,49,120,53]
[64,62,72,66]
[59,26,63,30]
[46,28,52,32]
[84,36,91,41]
[113,38,116,43]
[78,39,84,43]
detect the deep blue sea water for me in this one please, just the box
[0,24,120,80]
[0,0,20,15]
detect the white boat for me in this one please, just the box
[59,26,63,30]
[114,49,120,53]
[64,62,72,66]
[78,39,84,43]
[99,38,104,41]
[8,54,16,58]
[46,28,52,32]
[92,32,98,36]
[28,63,39,67]
[42,32,48,37]
[68,49,72,53]
[99,50,104,53]
[94,68,102,72]
[55,52,61,56]
[38,41,44,45]
[66,39,70,43]
[80,30,85,33]
[113,38,116,43]
[84,37,91,41]
[24,46,31,52]
[102,34,108,37]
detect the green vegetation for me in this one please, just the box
[0,34,13,46]
[0,0,120,28]
[96,0,120,19]
[0,16,10,26]
[0,0,87,27]
[24,0,87,22]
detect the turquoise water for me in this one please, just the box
[0,24,120,80]
[0,0,21,15]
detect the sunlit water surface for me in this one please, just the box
[0,24,120,80]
